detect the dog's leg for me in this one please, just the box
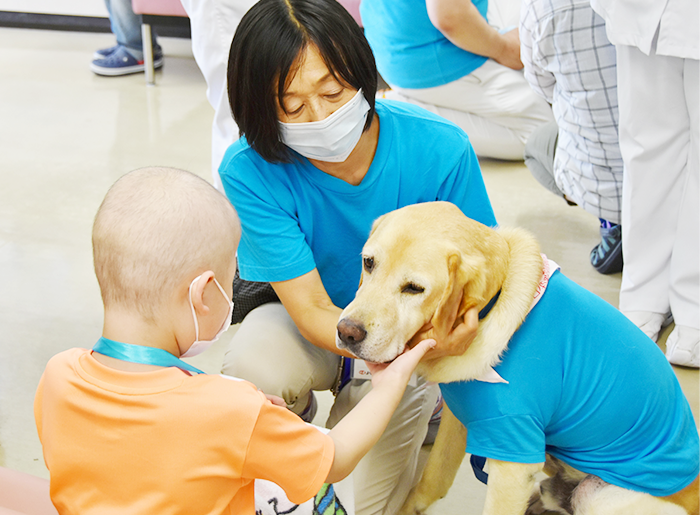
[571,477,689,515]
[399,405,466,515]
[483,459,543,515]
[663,475,699,515]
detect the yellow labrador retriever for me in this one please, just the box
[336,201,699,515]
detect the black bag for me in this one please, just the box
[231,266,280,324]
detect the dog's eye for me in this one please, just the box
[402,283,425,294]
[363,256,375,273]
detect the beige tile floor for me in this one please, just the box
[0,26,697,514]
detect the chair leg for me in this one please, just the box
[142,23,155,85]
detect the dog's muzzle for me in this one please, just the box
[336,318,367,349]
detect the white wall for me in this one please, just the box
[0,0,108,17]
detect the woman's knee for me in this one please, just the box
[223,304,299,379]
[221,302,338,402]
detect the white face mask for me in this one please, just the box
[180,275,234,358]
[279,89,370,163]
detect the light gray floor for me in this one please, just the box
[1,27,697,514]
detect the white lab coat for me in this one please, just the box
[591,0,699,329]
[591,0,698,59]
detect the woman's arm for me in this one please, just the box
[271,269,356,357]
[426,0,523,70]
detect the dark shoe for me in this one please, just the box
[590,223,623,274]
[94,44,163,60]
[93,44,120,60]
[90,45,164,76]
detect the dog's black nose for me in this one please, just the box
[337,318,367,347]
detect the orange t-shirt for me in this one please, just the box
[34,348,334,515]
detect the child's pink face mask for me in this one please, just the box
[180,275,234,358]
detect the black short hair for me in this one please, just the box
[227,0,378,163]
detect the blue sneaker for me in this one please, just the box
[590,221,623,274]
[93,44,121,60]
[90,45,164,76]
[94,44,163,60]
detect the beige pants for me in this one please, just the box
[222,302,438,515]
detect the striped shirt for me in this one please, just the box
[521,0,623,222]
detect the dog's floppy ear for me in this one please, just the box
[459,252,489,313]
[431,251,487,341]
[431,252,467,341]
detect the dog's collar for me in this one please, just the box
[473,255,560,386]
[473,290,506,384]
[478,290,501,320]
[478,255,560,322]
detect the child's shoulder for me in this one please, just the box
[196,374,270,408]
[208,374,260,393]
[44,347,90,370]
[190,376,313,433]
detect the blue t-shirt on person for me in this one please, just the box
[361,0,489,89]
[440,270,700,497]
[219,100,496,309]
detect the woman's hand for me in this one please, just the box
[492,28,523,70]
[410,306,479,361]
[427,0,523,70]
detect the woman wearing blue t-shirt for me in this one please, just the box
[218,1,496,513]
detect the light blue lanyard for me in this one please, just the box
[92,337,205,375]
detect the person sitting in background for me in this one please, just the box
[520,0,623,274]
[360,0,553,160]
[34,166,435,514]
[91,0,163,76]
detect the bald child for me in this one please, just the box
[34,167,435,515]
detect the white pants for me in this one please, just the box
[616,44,699,329]
[385,0,553,160]
[178,0,257,190]
[223,303,438,515]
